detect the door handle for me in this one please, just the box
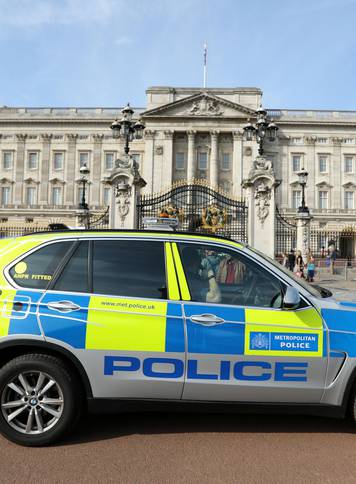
[190,314,225,326]
[47,301,81,313]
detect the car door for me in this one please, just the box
[172,240,327,403]
[39,237,185,400]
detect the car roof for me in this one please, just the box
[16,229,245,248]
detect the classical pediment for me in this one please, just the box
[343,181,356,189]
[316,181,333,188]
[142,92,256,119]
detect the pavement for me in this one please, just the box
[1,274,356,483]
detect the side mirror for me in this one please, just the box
[283,286,300,310]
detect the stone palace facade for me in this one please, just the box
[0,86,356,253]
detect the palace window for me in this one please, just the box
[221,180,231,193]
[3,151,13,169]
[52,187,62,206]
[79,152,89,167]
[344,191,354,209]
[26,187,36,206]
[292,155,301,172]
[53,152,64,170]
[103,187,111,206]
[221,153,231,170]
[105,152,115,170]
[292,190,302,209]
[131,153,140,166]
[175,152,185,170]
[345,156,354,173]
[28,152,38,170]
[198,152,208,171]
[318,155,328,173]
[318,191,328,209]
[1,187,10,206]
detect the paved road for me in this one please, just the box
[1,411,356,483]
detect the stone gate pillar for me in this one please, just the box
[296,212,312,263]
[106,155,146,229]
[242,156,280,258]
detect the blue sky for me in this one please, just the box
[1,0,356,109]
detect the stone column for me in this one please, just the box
[142,130,155,193]
[210,130,219,188]
[296,212,312,264]
[65,134,77,205]
[92,134,104,206]
[232,131,243,197]
[14,134,27,204]
[106,156,146,229]
[40,134,52,203]
[161,130,174,190]
[331,137,342,208]
[242,157,279,258]
[187,130,196,181]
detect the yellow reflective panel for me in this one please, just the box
[171,243,191,301]
[0,289,16,337]
[165,243,180,301]
[86,296,167,351]
[245,307,323,329]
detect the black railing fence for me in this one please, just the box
[137,181,248,242]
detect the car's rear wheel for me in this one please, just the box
[0,354,83,446]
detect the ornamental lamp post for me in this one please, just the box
[297,167,309,214]
[110,103,145,154]
[243,107,278,155]
[79,163,90,228]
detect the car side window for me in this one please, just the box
[178,242,285,308]
[52,241,89,293]
[92,240,167,299]
[9,241,74,289]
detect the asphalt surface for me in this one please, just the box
[1,411,356,483]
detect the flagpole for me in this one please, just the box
[203,42,207,88]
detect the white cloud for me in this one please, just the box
[0,0,117,26]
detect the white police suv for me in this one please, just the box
[0,230,355,446]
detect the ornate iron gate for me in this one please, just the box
[137,180,248,242]
[275,206,297,256]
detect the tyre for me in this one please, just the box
[0,353,83,446]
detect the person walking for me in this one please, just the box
[287,249,296,272]
[306,256,315,282]
[295,250,304,278]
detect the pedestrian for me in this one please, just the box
[320,246,325,258]
[307,256,315,282]
[287,249,296,272]
[295,250,304,278]
[281,252,288,268]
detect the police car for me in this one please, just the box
[0,230,355,446]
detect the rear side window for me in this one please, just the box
[53,241,89,293]
[9,241,73,289]
[92,240,166,299]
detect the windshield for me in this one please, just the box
[248,246,323,299]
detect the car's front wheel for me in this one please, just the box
[0,354,83,446]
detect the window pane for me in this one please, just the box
[26,187,36,205]
[9,242,73,289]
[292,190,301,209]
[105,153,114,170]
[52,187,62,205]
[131,153,140,166]
[53,152,64,170]
[178,243,284,308]
[103,187,110,205]
[3,152,12,169]
[292,155,300,172]
[198,152,207,170]
[345,157,353,173]
[28,153,38,169]
[345,191,354,209]
[79,152,89,167]
[319,156,327,172]
[319,191,328,209]
[1,187,10,205]
[92,240,166,299]
[175,152,184,170]
[221,153,230,170]
[54,241,89,293]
